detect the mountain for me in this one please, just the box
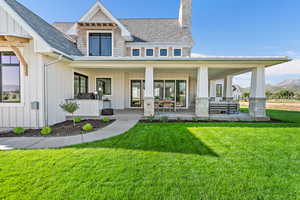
[266,79,300,93]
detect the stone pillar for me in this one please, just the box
[249,66,267,120]
[144,66,155,117]
[195,66,209,118]
[223,75,233,101]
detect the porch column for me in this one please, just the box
[223,75,233,101]
[210,80,216,98]
[195,66,209,118]
[249,66,267,120]
[144,66,155,117]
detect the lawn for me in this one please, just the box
[0,110,300,200]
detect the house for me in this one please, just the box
[0,0,290,128]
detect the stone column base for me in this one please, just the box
[249,97,268,120]
[195,97,209,118]
[144,97,155,117]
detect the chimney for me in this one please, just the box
[179,0,192,29]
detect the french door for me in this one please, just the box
[131,79,187,108]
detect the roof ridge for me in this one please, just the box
[119,18,178,20]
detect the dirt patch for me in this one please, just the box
[241,102,300,112]
[0,119,115,137]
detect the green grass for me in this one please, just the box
[0,110,300,200]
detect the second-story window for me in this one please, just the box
[160,49,168,57]
[146,49,154,57]
[89,32,112,56]
[132,49,140,57]
[173,48,182,57]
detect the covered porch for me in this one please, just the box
[69,57,289,121]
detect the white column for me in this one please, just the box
[144,66,155,116]
[224,75,233,100]
[195,66,209,118]
[249,66,267,119]
[210,80,216,98]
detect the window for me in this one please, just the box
[132,49,140,57]
[173,48,182,57]
[96,78,111,95]
[216,84,223,97]
[0,52,20,103]
[160,49,168,57]
[146,49,154,57]
[88,32,112,56]
[74,73,88,97]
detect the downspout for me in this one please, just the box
[43,54,63,126]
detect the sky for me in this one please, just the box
[16,0,300,87]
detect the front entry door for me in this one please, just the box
[130,80,144,108]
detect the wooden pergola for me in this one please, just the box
[0,34,31,76]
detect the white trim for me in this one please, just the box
[173,48,183,57]
[86,30,114,57]
[159,48,168,57]
[131,48,141,57]
[73,1,132,40]
[145,48,155,57]
[95,76,113,97]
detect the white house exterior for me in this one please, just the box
[0,0,290,128]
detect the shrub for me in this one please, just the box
[192,117,199,122]
[176,117,182,121]
[73,116,82,123]
[60,101,79,127]
[160,116,169,123]
[147,115,155,122]
[40,126,52,136]
[13,127,25,135]
[82,123,94,132]
[102,116,110,122]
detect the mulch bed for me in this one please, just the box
[0,119,115,137]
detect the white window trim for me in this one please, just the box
[95,76,113,97]
[131,48,141,57]
[173,48,183,57]
[86,30,114,57]
[159,48,169,57]
[145,48,155,57]
[0,47,24,107]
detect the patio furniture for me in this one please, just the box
[209,102,239,114]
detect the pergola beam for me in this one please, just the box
[0,35,30,76]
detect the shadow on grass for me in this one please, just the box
[73,124,219,157]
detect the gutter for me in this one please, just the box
[43,53,63,126]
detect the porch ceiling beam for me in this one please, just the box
[3,35,30,43]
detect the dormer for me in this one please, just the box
[67,1,133,56]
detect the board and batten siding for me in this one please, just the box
[0,41,45,128]
[0,6,28,36]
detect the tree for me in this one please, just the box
[242,92,250,101]
[60,101,79,127]
[265,91,273,99]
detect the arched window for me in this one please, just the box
[0,52,21,103]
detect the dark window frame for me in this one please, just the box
[96,78,112,96]
[146,49,154,57]
[160,49,168,57]
[88,32,112,56]
[132,48,140,57]
[173,48,182,57]
[0,52,21,103]
[74,72,88,97]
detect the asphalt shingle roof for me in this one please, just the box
[4,0,83,56]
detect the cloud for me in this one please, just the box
[191,53,207,57]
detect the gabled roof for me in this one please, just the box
[2,0,83,56]
[68,1,133,41]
